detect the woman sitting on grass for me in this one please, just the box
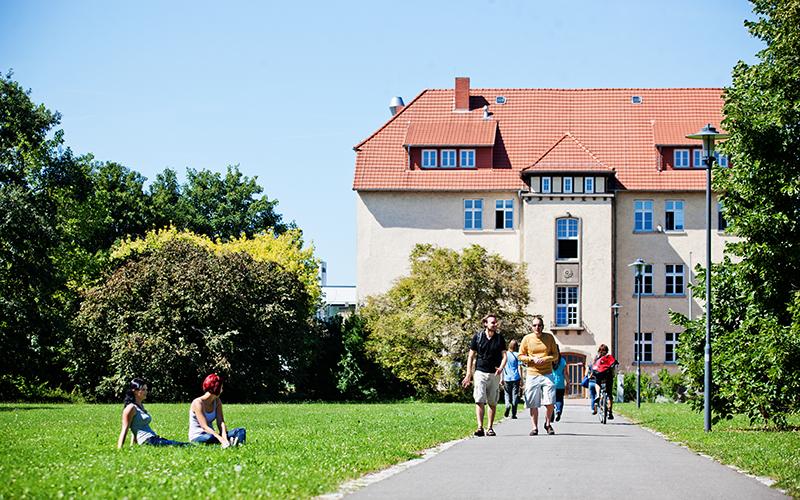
[117,378,189,448]
[188,373,246,447]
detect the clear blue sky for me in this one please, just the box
[0,0,763,285]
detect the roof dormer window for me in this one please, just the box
[441,149,457,168]
[422,149,438,168]
[460,150,476,168]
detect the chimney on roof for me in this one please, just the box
[454,77,470,112]
[389,96,405,116]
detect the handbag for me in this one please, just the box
[580,374,590,388]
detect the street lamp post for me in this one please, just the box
[628,259,646,408]
[611,303,621,359]
[687,124,728,432]
[611,302,622,403]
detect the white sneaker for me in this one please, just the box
[230,436,239,447]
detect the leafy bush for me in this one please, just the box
[657,368,686,402]
[0,375,84,403]
[622,372,658,403]
[335,314,411,401]
[70,238,312,402]
[361,244,529,399]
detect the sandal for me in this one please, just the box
[474,428,485,437]
[486,429,496,436]
[529,429,538,436]
[545,424,555,435]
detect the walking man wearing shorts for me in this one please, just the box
[519,316,559,435]
[461,314,507,437]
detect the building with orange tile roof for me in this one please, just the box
[353,77,734,394]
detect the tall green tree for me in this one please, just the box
[673,0,800,428]
[0,72,71,390]
[72,238,312,402]
[361,244,530,399]
[157,165,289,240]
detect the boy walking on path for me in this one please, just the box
[462,314,507,436]
[503,339,523,419]
[518,316,559,435]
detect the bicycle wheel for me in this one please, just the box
[600,392,608,424]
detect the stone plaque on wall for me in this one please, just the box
[555,263,580,284]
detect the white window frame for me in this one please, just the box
[463,199,483,230]
[556,218,579,260]
[563,177,573,194]
[665,264,685,296]
[718,201,728,232]
[665,332,679,364]
[541,177,552,193]
[460,149,476,168]
[634,200,654,232]
[494,199,513,230]
[634,332,653,363]
[693,149,705,168]
[422,149,438,168]
[634,264,653,295]
[714,152,728,168]
[584,177,594,193]
[665,200,685,231]
[556,286,579,327]
[674,149,690,168]
[441,149,457,168]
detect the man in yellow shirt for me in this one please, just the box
[518,316,559,435]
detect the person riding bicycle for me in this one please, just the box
[590,344,618,420]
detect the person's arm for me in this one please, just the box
[461,349,476,388]
[192,399,230,447]
[518,338,531,364]
[534,337,559,365]
[216,401,229,445]
[117,404,135,449]
[495,350,507,376]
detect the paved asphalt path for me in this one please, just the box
[344,400,786,499]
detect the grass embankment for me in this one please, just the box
[0,402,473,498]
[615,403,800,497]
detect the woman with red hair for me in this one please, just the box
[188,373,246,447]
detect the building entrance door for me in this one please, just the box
[564,353,587,398]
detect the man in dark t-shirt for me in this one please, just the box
[461,314,507,436]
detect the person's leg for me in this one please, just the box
[486,373,500,433]
[227,427,246,445]
[542,376,556,433]
[589,381,597,413]
[528,376,543,433]
[511,380,520,418]
[503,381,512,417]
[555,388,565,420]
[191,432,220,445]
[473,372,487,434]
[146,436,190,447]
[475,403,485,430]
[605,376,614,418]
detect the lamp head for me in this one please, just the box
[628,258,647,276]
[686,123,729,159]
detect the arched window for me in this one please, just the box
[556,218,579,260]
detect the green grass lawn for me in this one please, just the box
[0,402,474,498]
[615,403,800,497]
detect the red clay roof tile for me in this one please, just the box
[404,120,497,146]
[353,87,724,192]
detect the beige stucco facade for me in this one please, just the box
[521,194,614,364]
[357,191,520,299]
[357,188,736,376]
[614,191,734,374]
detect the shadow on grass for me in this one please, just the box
[0,405,62,412]
[726,425,800,433]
